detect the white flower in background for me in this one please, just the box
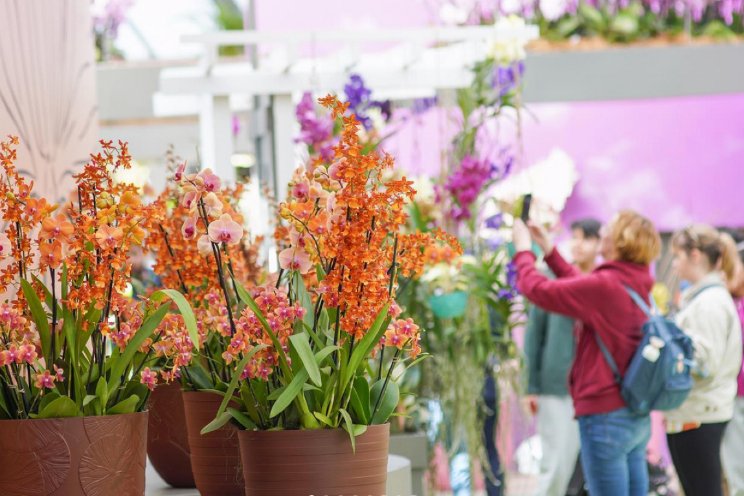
[412,176,436,202]
[439,3,469,25]
[500,0,524,15]
[366,106,387,135]
[490,15,529,64]
[540,0,570,21]
[491,148,579,226]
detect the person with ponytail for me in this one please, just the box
[665,225,743,496]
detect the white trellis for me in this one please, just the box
[158,24,538,199]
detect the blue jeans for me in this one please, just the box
[578,407,651,496]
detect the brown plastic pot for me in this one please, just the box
[239,423,390,496]
[182,390,244,496]
[147,382,195,488]
[0,411,147,496]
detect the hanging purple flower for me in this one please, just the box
[412,96,438,115]
[295,92,333,150]
[485,213,504,229]
[343,73,392,130]
[492,62,525,97]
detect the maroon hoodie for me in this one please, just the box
[514,248,654,417]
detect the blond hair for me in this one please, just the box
[608,210,661,265]
[672,224,738,282]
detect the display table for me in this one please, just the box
[145,454,413,496]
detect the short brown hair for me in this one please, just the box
[608,210,661,265]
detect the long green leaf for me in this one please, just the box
[370,380,399,425]
[21,279,51,363]
[270,370,308,418]
[108,394,140,415]
[106,304,169,393]
[339,408,367,452]
[342,304,390,391]
[200,410,232,434]
[350,376,371,425]
[289,334,321,387]
[294,271,315,328]
[151,289,199,351]
[201,344,267,434]
[227,407,256,430]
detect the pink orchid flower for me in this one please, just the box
[278,247,313,274]
[174,161,186,182]
[198,168,221,192]
[197,234,213,256]
[203,192,224,218]
[208,213,243,245]
[182,215,198,240]
[140,367,157,391]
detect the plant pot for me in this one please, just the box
[428,291,468,319]
[0,411,147,496]
[390,431,429,496]
[182,390,243,496]
[239,423,390,496]
[147,382,195,488]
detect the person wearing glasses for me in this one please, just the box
[665,225,743,496]
[512,210,660,496]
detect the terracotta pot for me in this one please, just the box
[0,411,147,496]
[182,390,244,496]
[239,423,390,496]
[147,382,195,488]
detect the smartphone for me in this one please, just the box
[521,193,532,222]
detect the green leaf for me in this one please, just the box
[108,394,140,415]
[151,289,199,350]
[342,304,390,392]
[290,334,321,387]
[350,376,371,425]
[201,410,233,434]
[39,391,61,411]
[95,377,108,406]
[270,370,308,418]
[227,407,257,430]
[107,304,170,394]
[294,272,315,328]
[21,279,51,363]
[184,365,214,390]
[37,395,80,418]
[579,3,605,31]
[201,344,267,434]
[83,395,97,407]
[370,380,399,425]
[313,411,335,427]
[267,385,286,401]
[339,408,367,452]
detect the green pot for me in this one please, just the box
[428,291,468,319]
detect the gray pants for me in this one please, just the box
[534,395,581,496]
[723,397,744,496]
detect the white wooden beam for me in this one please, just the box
[198,94,235,182]
[270,94,297,202]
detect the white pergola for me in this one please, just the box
[158,24,538,199]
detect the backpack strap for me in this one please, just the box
[593,332,622,385]
[624,286,653,318]
[594,286,655,386]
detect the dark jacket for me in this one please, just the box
[515,248,653,417]
[524,301,575,396]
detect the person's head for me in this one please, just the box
[601,210,661,265]
[671,224,738,285]
[570,218,601,270]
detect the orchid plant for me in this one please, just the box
[145,154,264,392]
[194,96,458,445]
[0,137,194,420]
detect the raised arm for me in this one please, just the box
[514,250,600,322]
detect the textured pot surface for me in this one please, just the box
[239,423,390,496]
[0,411,147,496]
[182,390,244,496]
[147,382,195,488]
